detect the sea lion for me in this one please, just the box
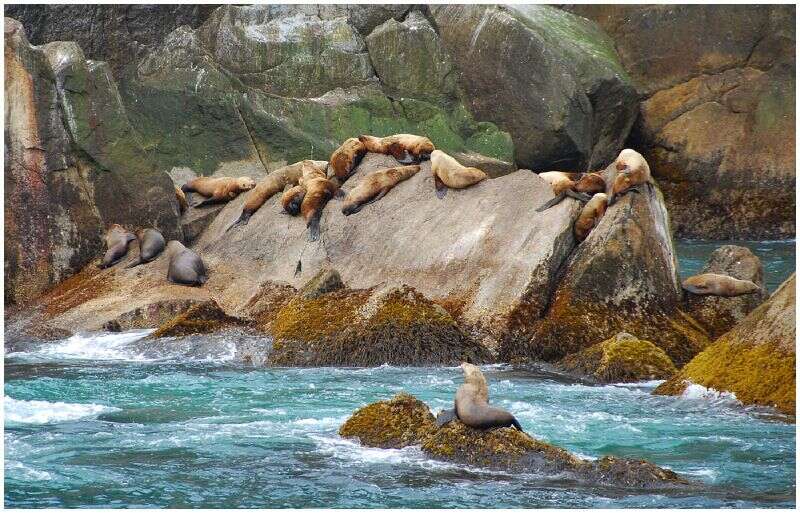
[181,176,256,207]
[125,228,166,268]
[536,171,605,211]
[330,137,367,186]
[165,240,207,286]
[341,164,420,215]
[227,160,327,230]
[607,149,653,205]
[99,224,136,269]
[573,193,608,242]
[682,273,761,297]
[358,134,435,164]
[281,185,307,216]
[439,363,523,431]
[430,150,488,198]
[301,177,339,242]
[175,186,188,214]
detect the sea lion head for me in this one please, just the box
[610,149,650,203]
[165,240,187,258]
[574,173,606,194]
[237,177,256,191]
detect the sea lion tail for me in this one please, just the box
[435,408,458,428]
[536,192,567,212]
[307,214,321,242]
[197,275,208,285]
[511,416,524,432]
[124,258,143,269]
[226,212,251,232]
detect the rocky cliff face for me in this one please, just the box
[565,5,796,239]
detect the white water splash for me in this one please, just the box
[681,384,740,406]
[7,330,153,361]
[5,397,119,425]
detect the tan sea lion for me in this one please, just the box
[99,224,136,269]
[175,186,188,214]
[181,176,256,207]
[281,185,307,216]
[682,273,761,297]
[301,177,339,242]
[125,228,166,269]
[227,160,328,231]
[607,149,654,205]
[452,363,523,431]
[341,165,421,216]
[358,134,435,164]
[165,240,207,286]
[536,171,605,211]
[330,137,367,186]
[430,150,488,199]
[574,193,608,242]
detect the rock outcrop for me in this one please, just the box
[340,393,690,488]
[4,18,180,306]
[655,274,796,415]
[566,5,796,239]
[683,245,769,339]
[502,181,710,366]
[557,332,677,383]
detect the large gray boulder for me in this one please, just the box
[430,5,638,171]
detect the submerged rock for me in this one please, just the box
[340,393,690,488]
[655,274,796,416]
[557,332,677,383]
[683,245,769,339]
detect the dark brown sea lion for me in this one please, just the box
[682,273,761,297]
[439,363,523,431]
[607,149,653,205]
[330,137,367,186]
[99,224,136,269]
[341,165,420,215]
[125,228,166,269]
[227,160,327,231]
[430,150,488,198]
[181,176,256,207]
[165,240,207,286]
[573,193,608,242]
[358,133,435,164]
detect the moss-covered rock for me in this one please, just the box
[299,269,344,300]
[655,274,796,415]
[340,393,690,489]
[269,285,491,367]
[339,393,436,449]
[150,299,247,338]
[558,332,677,383]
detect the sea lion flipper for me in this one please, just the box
[334,188,346,200]
[510,416,524,432]
[124,258,143,269]
[436,408,458,428]
[565,190,592,202]
[434,173,447,199]
[307,214,322,242]
[536,192,567,212]
[363,187,389,207]
[226,212,251,232]
[194,197,220,208]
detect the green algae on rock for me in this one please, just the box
[339,392,436,449]
[150,299,247,339]
[655,274,796,415]
[557,332,677,383]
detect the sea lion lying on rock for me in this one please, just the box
[330,137,367,186]
[301,176,339,242]
[536,171,606,211]
[608,149,654,205]
[281,185,306,216]
[181,176,256,207]
[165,240,207,286]
[358,134,435,164]
[437,363,523,431]
[430,150,488,198]
[682,273,761,297]
[227,160,327,230]
[341,165,421,215]
[573,193,608,242]
[125,228,166,269]
[99,224,136,269]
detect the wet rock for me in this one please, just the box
[502,182,710,366]
[431,5,638,171]
[567,5,795,239]
[557,332,677,383]
[683,245,769,338]
[150,299,247,338]
[340,393,690,488]
[655,274,795,415]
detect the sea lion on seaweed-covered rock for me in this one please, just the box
[330,137,367,186]
[301,177,339,242]
[99,224,136,269]
[682,273,761,297]
[125,228,166,269]
[574,193,608,242]
[281,185,307,216]
[181,176,256,208]
[341,165,421,216]
[430,150,488,199]
[165,240,207,286]
[358,134,435,164]
[439,363,523,431]
[607,148,654,205]
[227,160,328,231]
